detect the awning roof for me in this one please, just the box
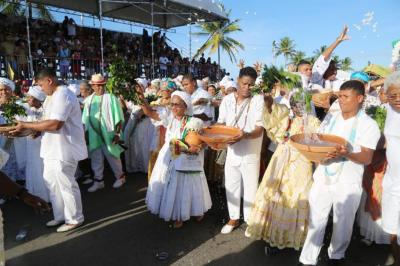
[29,0,227,28]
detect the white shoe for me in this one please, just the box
[221,223,238,234]
[56,222,83,233]
[88,181,105,192]
[112,177,126,188]
[244,229,251,238]
[46,220,64,227]
[82,178,93,185]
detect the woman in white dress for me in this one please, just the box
[141,90,212,228]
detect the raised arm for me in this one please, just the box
[322,26,350,61]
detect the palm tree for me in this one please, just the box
[273,37,296,66]
[340,57,353,71]
[290,50,307,66]
[0,1,53,21]
[193,6,244,77]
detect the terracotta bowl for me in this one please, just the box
[289,133,347,162]
[198,125,241,150]
[185,131,203,147]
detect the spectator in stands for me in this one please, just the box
[67,18,77,39]
[58,43,70,80]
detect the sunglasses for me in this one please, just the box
[170,102,185,108]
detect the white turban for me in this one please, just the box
[28,86,46,102]
[225,80,237,89]
[136,78,149,89]
[171,91,193,115]
[0,78,15,91]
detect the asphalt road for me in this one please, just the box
[1,172,393,266]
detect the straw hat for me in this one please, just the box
[89,74,106,85]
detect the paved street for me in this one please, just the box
[1,173,393,266]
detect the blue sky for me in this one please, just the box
[53,0,400,78]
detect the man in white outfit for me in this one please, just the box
[11,68,87,233]
[218,67,264,234]
[299,80,380,265]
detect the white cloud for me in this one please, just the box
[353,24,362,31]
[362,11,374,26]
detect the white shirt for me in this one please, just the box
[383,104,400,194]
[313,110,380,185]
[310,55,349,92]
[218,93,265,165]
[40,86,88,162]
[191,88,213,118]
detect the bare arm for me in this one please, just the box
[327,145,375,165]
[141,103,160,121]
[322,26,349,61]
[12,120,65,133]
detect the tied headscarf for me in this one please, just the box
[0,77,15,91]
[350,71,370,84]
[28,86,46,102]
[161,79,177,91]
[171,90,193,115]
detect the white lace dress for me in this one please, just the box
[146,113,212,221]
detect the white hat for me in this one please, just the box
[68,84,80,96]
[89,74,106,85]
[28,86,46,102]
[0,77,15,91]
[136,78,149,89]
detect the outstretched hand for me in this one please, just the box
[337,25,350,42]
[20,191,50,214]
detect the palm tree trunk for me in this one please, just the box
[217,45,221,80]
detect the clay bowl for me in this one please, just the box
[198,125,241,150]
[289,133,347,162]
[185,131,203,147]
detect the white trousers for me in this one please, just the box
[91,146,123,181]
[299,181,362,265]
[224,161,259,222]
[43,159,84,224]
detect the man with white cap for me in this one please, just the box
[11,68,87,232]
[82,74,126,192]
[21,86,49,202]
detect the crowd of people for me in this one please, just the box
[0,25,399,266]
[0,14,223,82]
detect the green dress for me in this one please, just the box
[82,93,124,158]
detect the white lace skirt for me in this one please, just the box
[146,146,212,221]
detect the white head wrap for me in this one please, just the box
[136,78,149,89]
[171,91,193,115]
[0,78,15,91]
[27,86,46,102]
[225,80,237,89]
[67,84,80,96]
